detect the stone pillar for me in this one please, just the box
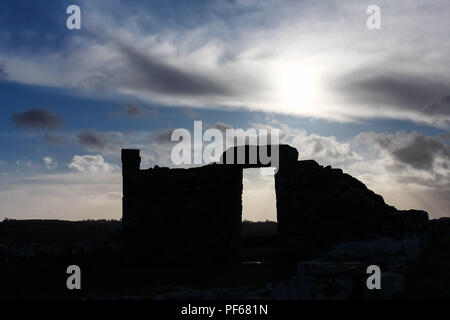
[121,149,141,229]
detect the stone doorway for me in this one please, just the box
[241,168,279,262]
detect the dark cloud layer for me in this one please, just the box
[332,68,450,116]
[361,131,450,171]
[425,96,450,117]
[392,134,450,170]
[11,108,64,129]
[77,130,108,150]
[153,130,175,145]
[0,64,7,80]
[118,43,234,96]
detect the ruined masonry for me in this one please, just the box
[121,144,429,271]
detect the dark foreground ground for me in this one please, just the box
[0,219,448,299]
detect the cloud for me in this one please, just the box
[0,63,7,80]
[15,160,33,171]
[425,96,450,117]
[392,135,450,171]
[249,120,362,165]
[43,133,64,144]
[181,107,200,119]
[213,122,234,133]
[116,42,235,97]
[2,0,450,127]
[350,132,450,201]
[11,108,64,130]
[346,131,449,218]
[152,129,175,145]
[356,131,450,172]
[76,130,128,157]
[123,102,146,116]
[347,131,450,215]
[333,70,450,111]
[77,130,108,150]
[438,133,450,141]
[331,68,450,127]
[248,121,448,194]
[43,156,58,170]
[121,102,159,118]
[68,155,120,173]
[245,118,449,218]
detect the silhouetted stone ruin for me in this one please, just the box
[121,145,430,266]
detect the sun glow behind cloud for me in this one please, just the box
[277,61,322,116]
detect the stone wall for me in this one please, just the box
[275,160,429,261]
[122,150,243,263]
[122,145,429,265]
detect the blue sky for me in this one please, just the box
[0,0,449,220]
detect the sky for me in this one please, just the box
[0,0,449,221]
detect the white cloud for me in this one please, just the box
[68,155,120,173]
[16,160,33,168]
[249,119,363,166]
[43,156,58,170]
